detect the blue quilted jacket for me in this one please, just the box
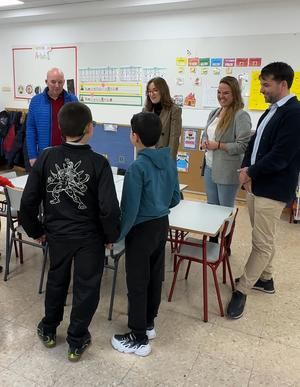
[26,88,78,159]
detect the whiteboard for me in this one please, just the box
[77,34,300,129]
[13,45,77,99]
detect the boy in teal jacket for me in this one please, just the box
[111,112,180,356]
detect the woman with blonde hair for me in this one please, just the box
[144,77,182,159]
[201,76,252,209]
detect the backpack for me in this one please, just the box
[0,110,10,138]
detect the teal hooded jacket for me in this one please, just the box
[119,147,180,240]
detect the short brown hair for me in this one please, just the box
[58,102,92,137]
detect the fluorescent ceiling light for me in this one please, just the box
[0,0,24,7]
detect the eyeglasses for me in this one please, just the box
[147,89,159,95]
[92,120,97,128]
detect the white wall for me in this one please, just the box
[1,0,300,127]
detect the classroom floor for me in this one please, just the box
[0,198,300,386]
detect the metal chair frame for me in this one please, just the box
[4,186,48,294]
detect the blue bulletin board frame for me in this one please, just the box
[88,124,134,170]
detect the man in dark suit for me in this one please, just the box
[227,62,300,319]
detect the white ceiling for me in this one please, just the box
[0,0,281,24]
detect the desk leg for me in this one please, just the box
[202,240,208,322]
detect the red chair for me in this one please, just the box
[168,208,238,322]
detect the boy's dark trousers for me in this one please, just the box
[40,236,105,348]
[125,216,169,338]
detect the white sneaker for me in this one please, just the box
[111,332,151,357]
[146,327,156,340]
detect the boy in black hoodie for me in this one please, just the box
[20,102,120,361]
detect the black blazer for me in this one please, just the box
[242,96,300,203]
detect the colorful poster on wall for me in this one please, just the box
[236,58,249,67]
[184,92,196,107]
[176,57,187,66]
[199,58,210,67]
[249,70,300,110]
[177,152,190,172]
[183,128,198,150]
[249,58,262,67]
[188,57,199,67]
[291,72,300,98]
[223,58,235,67]
[210,58,222,67]
[248,71,268,110]
[79,81,143,106]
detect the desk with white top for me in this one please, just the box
[169,199,233,237]
[2,175,187,203]
[168,199,234,322]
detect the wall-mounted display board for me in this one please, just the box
[248,70,300,110]
[177,126,245,199]
[12,45,77,99]
[88,123,134,170]
[78,66,165,107]
[77,34,300,128]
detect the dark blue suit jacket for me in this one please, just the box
[242,96,300,203]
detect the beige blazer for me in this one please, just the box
[144,104,182,159]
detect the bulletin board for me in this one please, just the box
[177,126,245,199]
[177,127,205,193]
[12,45,77,99]
[88,123,134,170]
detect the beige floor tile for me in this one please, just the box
[80,347,136,384]
[0,369,38,387]
[120,368,169,387]
[9,343,68,386]
[0,321,35,368]
[268,290,300,322]
[118,312,213,386]
[124,348,197,386]
[253,339,300,382]
[261,312,300,349]
[196,325,260,370]
[12,301,44,330]
[214,305,268,337]
[184,353,252,387]
[248,370,299,386]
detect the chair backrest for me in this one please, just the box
[221,208,238,238]
[1,171,17,179]
[4,186,23,212]
[218,208,239,255]
[111,166,118,175]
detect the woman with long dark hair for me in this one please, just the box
[144,77,182,159]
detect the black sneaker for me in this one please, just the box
[0,265,3,274]
[68,337,91,362]
[227,290,247,319]
[111,332,151,357]
[252,278,275,294]
[37,322,56,348]
[235,277,275,294]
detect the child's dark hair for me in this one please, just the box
[58,102,92,137]
[131,112,162,147]
[260,62,294,89]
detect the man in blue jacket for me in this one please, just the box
[227,62,300,319]
[26,67,78,166]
